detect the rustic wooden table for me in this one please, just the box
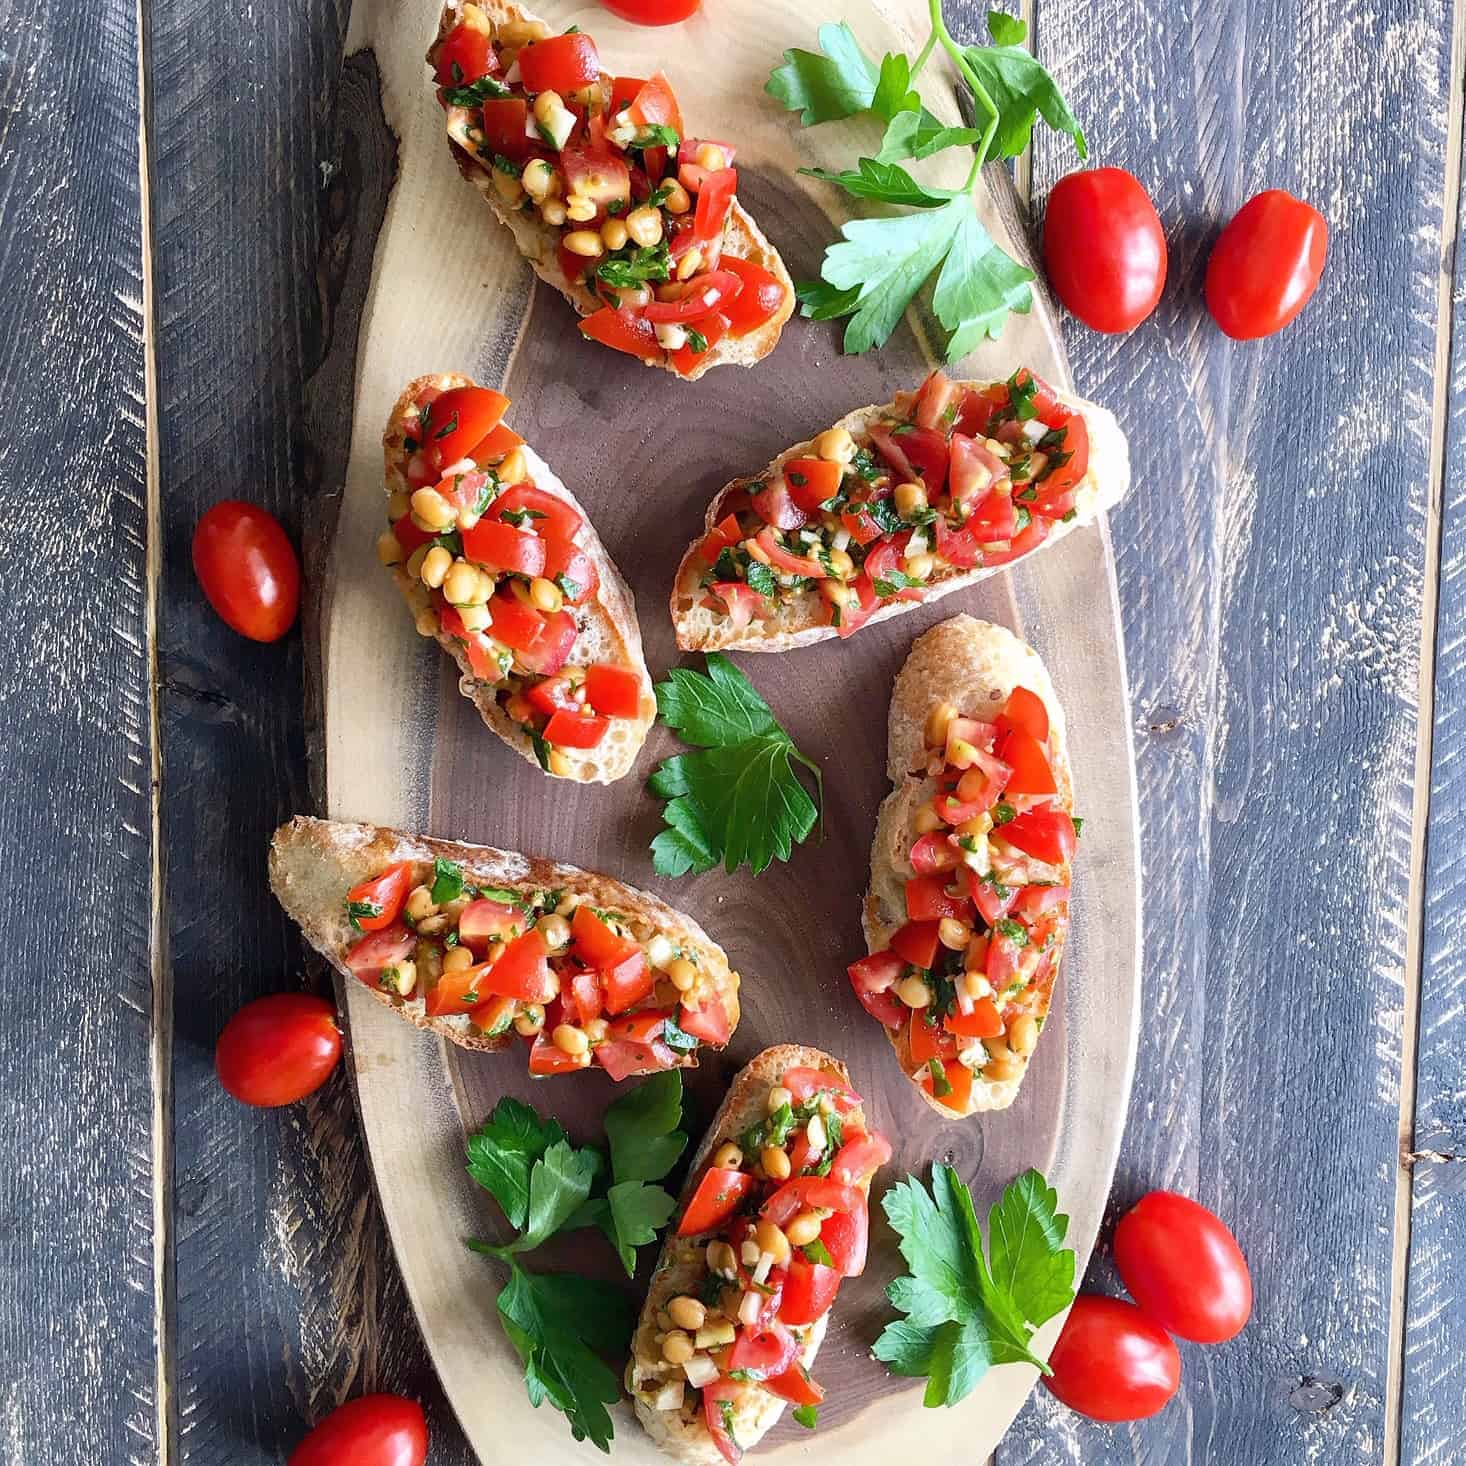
[23,0,1462,1460]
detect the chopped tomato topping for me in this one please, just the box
[434,22,498,87]
[625,72,683,135]
[345,924,414,985]
[492,483,583,541]
[679,994,732,1046]
[780,1259,841,1326]
[579,305,660,362]
[847,953,906,1029]
[461,519,546,577]
[424,961,494,1016]
[999,686,1050,741]
[761,1177,860,1228]
[908,1008,957,1065]
[540,534,599,602]
[691,167,737,243]
[485,929,556,1001]
[996,728,1058,796]
[670,312,731,376]
[719,256,787,337]
[999,808,1078,865]
[677,1167,757,1235]
[782,1066,861,1113]
[727,1320,798,1382]
[345,861,412,931]
[764,1361,824,1408]
[945,996,1004,1039]
[543,708,609,749]
[922,1058,974,1111]
[754,527,826,578]
[477,98,534,161]
[458,898,523,949]
[909,832,959,875]
[517,32,600,93]
[530,1030,587,1075]
[422,387,509,472]
[783,457,842,513]
[643,269,743,324]
[708,581,767,628]
[698,514,743,565]
[905,874,970,923]
[828,1132,891,1186]
[584,663,643,719]
[888,920,940,969]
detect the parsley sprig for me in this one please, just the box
[649,655,822,877]
[465,1075,690,1450]
[767,6,1086,358]
[874,1165,1076,1405]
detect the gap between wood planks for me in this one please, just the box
[136,0,177,1455]
[1390,1,1466,1461]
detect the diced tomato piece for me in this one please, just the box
[609,75,644,113]
[933,514,986,569]
[606,1009,671,1045]
[478,98,533,161]
[909,831,959,875]
[728,1319,798,1382]
[719,257,787,337]
[962,867,1018,927]
[908,1008,957,1065]
[922,1058,974,1111]
[980,514,1052,566]
[944,748,1011,816]
[749,478,809,531]
[345,924,415,985]
[708,581,767,628]
[435,468,493,516]
[691,167,737,244]
[839,506,883,547]
[817,1200,868,1277]
[968,487,1018,541]
[787,1127,821,1176]
[870,423,948,494]
[830,573,880,639]
[846,951,906,1028]
[625,72,683,135]
[677,1167,755,1235]
[539,534,598,602]
[561,145,630,212]
[463,631,505,680]
[702,1379,742,1466]
[543,708,608,749]
[558,240,595,288]
[948,432,1009,513]
[783,458,842,513]
[579,306,660,362]
[571,905,637,969]
[999,686,1050,741]
[434,21,498,86]
[529,1031,586,1075]
[780,1259,841,1326]
[761,1178,860,1228]
[470,421,525,463]
[422,387,510,473]
[567,968,603,1026]
[644,269,743,324]
[424,961,495,1016]
[601,948,654,1014]
[470,993,517,1035]
[391,515,434,557]
[862,536,923,604]
[829,1132,891,1186]
[462,519,545,576]
[485,591,545,654]
[669,311,731,376]
[486,929,556,1001]
[954,383,1010,438]
[764,1361,824,1408]
[905,874,971,923]
[783,1066,861,1114]
[458,898,523,949]
[584,663,643,719]
[679,994,731,1046]
[888,920,940,969]
[595,1037,676,1081]
[345,861,413,932]
[997,729,1058,796]
[986,928,1023,991]
[517,609,579,677]
[945,996,1004,1039]
[525,673,580,719]
[913,370,959,432]
[492,483,581,541]
[1037,409,1089,498]
[1013,884,1070,919]
[999,808,1078,866]
[755,526,826,578]
[518,32,600,93]
[698,513,743,565]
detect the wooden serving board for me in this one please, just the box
[320,0,1141,1458]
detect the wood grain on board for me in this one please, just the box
[0,0,159,1461]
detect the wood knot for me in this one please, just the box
[1288,1377,1344,1413]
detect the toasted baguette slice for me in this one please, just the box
[630,1046,870,1464]
[671,376,1129,652]
[429,1,794,380]
[862,617,1074,1115]
[270,816,740,1058]
[385,373,654,783]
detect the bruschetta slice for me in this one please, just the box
[849,616,1075,1116]
[380,373,655,782]
[672,369,1129,651]
[629,1045,889,1464]
[270,816,739,1074]
[427,2,794,379]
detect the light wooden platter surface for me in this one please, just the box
[321,0,1141,1458]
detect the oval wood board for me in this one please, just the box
[320,0,1141,1458]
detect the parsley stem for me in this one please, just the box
[908,27,938,81]
[926,0,1000,192]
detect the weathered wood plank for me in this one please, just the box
[1400,4,1466,1459]
[0,0,157,1459]
[995,0,1453,1460]
[147,3,474,1459]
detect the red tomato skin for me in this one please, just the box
[192,501,301,642]
[517,32,601,93]
[599,0,700,24]
[1205,188,1327,340]
[215,994,341,1107]
[288,1394,428,1466]
[1044,168,1167,333]
[1113,1190,1253,1343]
[1043,1296,1181,1422]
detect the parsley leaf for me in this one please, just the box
[876,109,983,164]
[650,655,822,877]
[962,16,1087,165]
[443,75,511,106]
[597,242,671,287]
[604,1069,688,1184]
[874,1165,1075,1407]
[466,1097,568,1229]
[430,856,465,905]
[933,206,1036,358]
[800,158,957,208]
[794,278,865,321]
[474,1139,603,1257]
[765,22,885,124]
[793,1404,819,1429]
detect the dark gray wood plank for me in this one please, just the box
[1400,31,1466,1465]
[147,5,474,1460]
[995,0,1454,1460]
[0,0,158,1460]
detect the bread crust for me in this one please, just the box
[269,816,740,1053]
[670,380,1130,652]
[630,1046,866,1464]
[385,372,655,783]
[861,617,1073,1116]
[429,0,795,380]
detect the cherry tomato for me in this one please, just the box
[215,994,341,1107]
[192,501,300,642]
[1043,168,1167,333]
[599,0,700,23]
[1113,1191,1253,1343]
[288,1393,428,1466]
[1043,1295,1181,1421]
[1205,188,1327,340]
